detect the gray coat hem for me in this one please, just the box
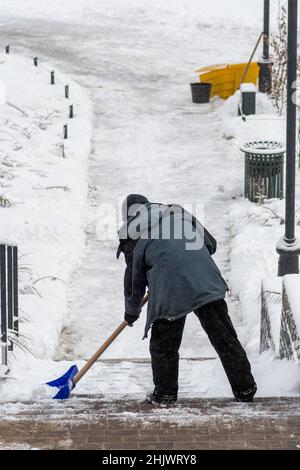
[142,293,226,339]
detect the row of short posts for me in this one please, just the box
[48,70,73,146]
[5,46,74,151]
[30,55,74,154]
[0,245,19,367]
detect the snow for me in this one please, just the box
[0,0,265,29]
[1,395,300,434]
[240,83,256,93]
[0,53,93,359]
[262,276,282,355]
[0,352,300,404]
[0,442,37,450]
[240,140,286,155]
[0,0,299,407]
[0,81,6,105]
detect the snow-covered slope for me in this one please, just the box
[0,1,299,401]
[0,54,92,360]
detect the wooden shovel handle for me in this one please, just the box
[74,293,149,384]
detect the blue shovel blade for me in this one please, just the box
[52,378,76,400]
[46,365,78,388]
[46,365,78,399]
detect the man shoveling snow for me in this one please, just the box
[117,194,257,405]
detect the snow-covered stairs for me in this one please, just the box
[0,397,299,450]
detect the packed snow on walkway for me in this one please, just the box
[0,0,300,405]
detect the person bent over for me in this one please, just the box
[117,194,257,405]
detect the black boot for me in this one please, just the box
[234,385,257,403]
[146,389,177,406]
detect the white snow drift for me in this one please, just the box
[0,53,93,363]
[0,1,299,403]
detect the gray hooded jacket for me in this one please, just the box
[117,203,228,338]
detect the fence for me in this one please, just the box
[0,244,19,367]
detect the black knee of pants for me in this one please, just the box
[194,299,257,397]
[150,316,186,399]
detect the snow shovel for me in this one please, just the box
[46,294,149,399]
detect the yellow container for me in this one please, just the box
[195,62,259,99]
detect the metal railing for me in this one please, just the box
[0,244,19,367]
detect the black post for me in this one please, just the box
[51,71,55,85]
[277,0,300,275]
[12,246,18,336]
[65,85,69,99]
[0,245,7,366]
[63,124,68,139]
[263,0,270,59]
[69,104,74,118]
[7,246,13,351]
[259,0,272,93]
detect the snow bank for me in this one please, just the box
[0,54,92,361]
[216,91,300,394]
[227,199,286,352]
[218,90,297,354]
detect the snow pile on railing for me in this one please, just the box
[0,53,92,362]
[280,275,300,363]
[260,276,282,355]
[260,274,300,363]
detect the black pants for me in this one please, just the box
[149,299,256,399]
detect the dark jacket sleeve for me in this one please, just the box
[203,227,217,255]
[118,238,147,320]
[191,215,217,255]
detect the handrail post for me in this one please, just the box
[277,0,300,275]
[259,0,273,93]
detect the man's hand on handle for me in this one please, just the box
[124,312,137,327]
[125,293,149,327]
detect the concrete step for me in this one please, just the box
[0,397,299,450]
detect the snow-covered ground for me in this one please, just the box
[0,54,92,360]
[0,0,300,403]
